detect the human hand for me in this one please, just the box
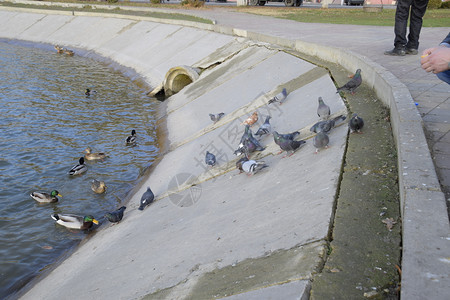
[421,46,450,74]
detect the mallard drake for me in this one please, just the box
[51,214,99,230]
[126,129,137,145]
[54,45,64,54]
[91,179,107,194]
[85,88,97,97]
[68,157,87,176]
[84,147,107,160]
[64,49,74,56]
[30,190,62,203]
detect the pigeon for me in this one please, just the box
[268,88,288,105]
[126,129,137,145]
[241,160,268,176]
[273,131,306,157]
[236,156,249,173]
[275,131,301,142]
[243,125,265,150]
[310,115,347,133]
[317,97,331,120]
[349,113,364,133]
[235,125,265,155]
[234,143,247,156]
[105,206,126,223]
[273,131,300,146]
[255,116,272,138]
[85,88,97,97]
[91,179,107,194]
[139,187,154,211]
[234,137,265,156]
[242,111,258,126]
[205,151,216,167]
[337,69,362,94]
[313,131,330,153]
[68,157,87,176]
[209,113,225,123]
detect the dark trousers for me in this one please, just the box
[394,0,429,50]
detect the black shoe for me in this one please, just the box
[384,48,406,56]
[405,48,418,55]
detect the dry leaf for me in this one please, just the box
[382,218,397,230]
[330,268,341,273]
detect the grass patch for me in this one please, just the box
[0,1,213,24]
[233,7,450,27]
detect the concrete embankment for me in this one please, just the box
[1,7,348,300]
[1,4,448,300]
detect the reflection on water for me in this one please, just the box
[0,40,159,298]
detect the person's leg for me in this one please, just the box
[394,0,413,49]
[406,0,429,52]
[436,70,450,85]
[385,0,413,55]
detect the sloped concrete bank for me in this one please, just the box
[1,7,347,300]
[1,4,448,300]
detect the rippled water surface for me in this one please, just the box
[0,41,159,298]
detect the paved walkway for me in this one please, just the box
[176,4,450,212]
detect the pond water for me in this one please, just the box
[0,40,160,298]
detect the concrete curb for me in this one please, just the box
[1,4,448,298]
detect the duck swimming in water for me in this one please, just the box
[126,129,137,145]
[30,190,62,203]
[85,88,97,97]
[68,157,87,176]
[64,49,74,56]
[84,147,107,161]
[91,179,107,194]
[54,45,64,54]
[51,214,99,230]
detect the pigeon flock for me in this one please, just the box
[206,69,364,176]
[35,68,363,232]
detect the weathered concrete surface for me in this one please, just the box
[0,7,348,300]
[169,7,449,299]
[1,3,449,299]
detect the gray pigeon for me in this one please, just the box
[139,187,154,211]
[273,131,306,157]
[205,151,216,167]
[310,115,347,133]
[234,125,265,155]
[313,131,330,153]
[105,206,126,223]
[337,69,362,94]
[209,113,225,123]
[317,97,331,120]
[234,137,265,156]
[268,88,288,105]
[274,131,300,143]
[255,116,272,138]
[242,160,268,176]
[349,113,364,133]
[236,156,249,173]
